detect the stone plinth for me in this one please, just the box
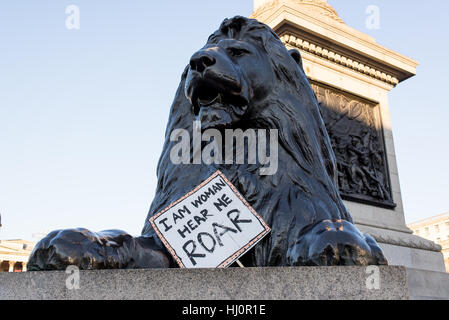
[249,0,447,275]
[1,266,448,300]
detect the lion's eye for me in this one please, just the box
[227,47,251,57]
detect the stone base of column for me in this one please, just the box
[0,266,448,300]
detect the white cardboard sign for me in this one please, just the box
[149,170,271,268]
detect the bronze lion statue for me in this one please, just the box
[28,16,387,271]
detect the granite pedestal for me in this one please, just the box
[1,266,448,300]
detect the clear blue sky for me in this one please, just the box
[1,1,448,241]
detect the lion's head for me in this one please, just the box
[184,17,278,129]
[142,17,385,267]
[184,17,311,130]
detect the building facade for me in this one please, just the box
[408,213,449,273]
[0,240,36,272]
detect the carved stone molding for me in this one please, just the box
[356,224,443,252]
[282,34,400,86]
[371,234,442,252]
[252,0,345,24]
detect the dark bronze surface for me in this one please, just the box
[311,82,396,209]
[28,16,387,271]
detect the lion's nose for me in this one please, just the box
[189,51,216,73]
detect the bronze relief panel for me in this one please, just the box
[311,82,396,209]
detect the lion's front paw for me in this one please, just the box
[287,220,388,266]
[27,228,171,271]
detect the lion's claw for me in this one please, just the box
[27,228,171,271]
[287,220,388,266]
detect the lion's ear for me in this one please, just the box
[289,48,304,70]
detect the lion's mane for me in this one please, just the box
[142,17,353,267]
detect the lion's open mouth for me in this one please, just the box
[191,81,249,119]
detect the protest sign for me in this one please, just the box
[149,170,271,268]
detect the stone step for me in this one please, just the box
[3,266,447,300]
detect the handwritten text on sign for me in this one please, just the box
[149,171,271,268]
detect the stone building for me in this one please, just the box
[408,213,449,273]
[0,240,36,272]
[251,0,447,273]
